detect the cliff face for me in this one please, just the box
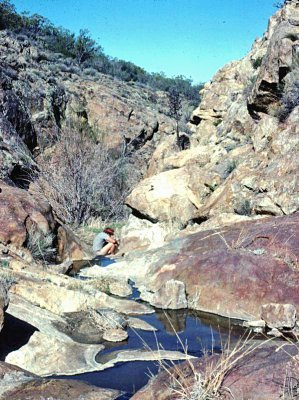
[124,0,299,250]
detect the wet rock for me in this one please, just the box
[5,331,104,376]
[261,303,297,329]
[58,309,127,344]
[6,331,193,377]
[140,279,188,310]
[109,279,132,297]
[96,349,195,368]
[127,317,158,331]
[102,328,128,342]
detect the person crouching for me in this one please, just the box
[93,227,118,256]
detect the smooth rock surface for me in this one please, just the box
[6,331,194,376]
[261,303,297,329]
[0,361,119,400]
[140,279,188,310]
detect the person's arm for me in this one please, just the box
[106,236,118,245]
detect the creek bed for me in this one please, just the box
[54,309,244,398]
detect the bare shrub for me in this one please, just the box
[35,122,136,225]
[26,226,56,262]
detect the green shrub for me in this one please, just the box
[252,56,263,69]
[83,67,98,77]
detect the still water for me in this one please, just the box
[56,309,244,398]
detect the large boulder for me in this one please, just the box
[106,213,299,320]
[0,181,90,261]
[126,165,220,226]
[0,181,56,249]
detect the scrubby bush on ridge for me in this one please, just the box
[0,0,203,103]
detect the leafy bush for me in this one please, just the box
[0,0,22,30]
[83,67,98,77]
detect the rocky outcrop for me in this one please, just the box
[123,0,299,251]
[0,180,90,261]
[0,180,55,249]
[100,213,299,320]
[10,278,152,316]
[261,303,297,329]
[131,344,299,400]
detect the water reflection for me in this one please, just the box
[56,309,247,397]
[155,308,188,334]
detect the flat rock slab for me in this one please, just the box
[131,344,299,400]
[10,279,153,316]
[127,317,158,331]
[5,330,194,377]
[0,362,119,400]
[5,331,104,376]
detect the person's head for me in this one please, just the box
[103,227,114,236]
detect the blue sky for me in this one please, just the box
[13,0,279,83]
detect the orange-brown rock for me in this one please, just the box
[131,344,299,400]
[0,181,55,248]
[0,361,119,400]
[117,213,299,319]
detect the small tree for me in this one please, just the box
[0,0,21,30]
[167,87,183,149]
[74,29,102,66]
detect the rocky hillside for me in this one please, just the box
[0,29,177,184]
[0,27,181,259]
[123,0,299,251]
